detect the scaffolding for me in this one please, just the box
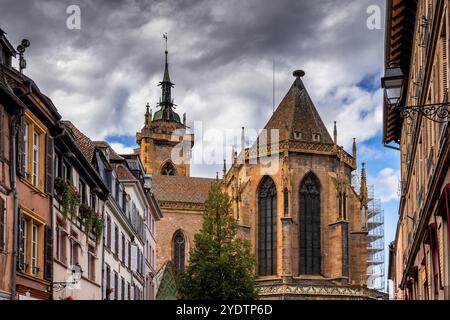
[351,174,386,293]
[366,185,386,293]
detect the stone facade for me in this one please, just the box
[136,115,193,177]
[137,44,383,299]
[220,73,374,298]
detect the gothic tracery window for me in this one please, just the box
[161,161,175,175]
[173,230,185,272]
[299,172,321,275]
[258,176,277,276]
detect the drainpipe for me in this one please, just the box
[101,201,106,300]
[10,109,23,300]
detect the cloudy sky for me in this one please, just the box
[0,0,397,291]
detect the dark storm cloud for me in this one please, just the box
[0,0,386,177]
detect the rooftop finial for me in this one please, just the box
[145,102,152,125]
[163,32,168,54]
[223,159,227,179]
[360,162,368,206]
[333,121,337,146]
[162,33,171,83]
[293,70,305,78]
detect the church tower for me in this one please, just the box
[136,35,194,176]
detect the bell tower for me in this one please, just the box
[136,34,194,176]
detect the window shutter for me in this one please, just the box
[106,216,111,248]
[104,214,108,247]
[17,210,25,271]
[44,225,53,281]
[118,233,122,262]
[45,134,54,194]
[131,244,137,272]
[128,242,131,269]
[124,240,128,267]
[115,225,118,255]
[17,117,26,177]
[111,223,115,254]
[0,197,5,250]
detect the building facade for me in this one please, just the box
[51,122,109,300]
[2,47,62,300]
[138,45,385,299]
[385,0,450,300]
[62,122,162,300]
[0,29,22,300]
[0,27,164,300]
[223,72,378,299]
[122,154,162,300]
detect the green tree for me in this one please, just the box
[177,182,258,300]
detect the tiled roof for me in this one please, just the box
[152,175,217,204]
[61,120,96,162]
[263,75,333,144]
[111,162,136,181]
[61,121,136,183]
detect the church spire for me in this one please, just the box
[153,33,181,123]
[160,32,173,103]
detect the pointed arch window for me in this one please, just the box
[299,172,321,275]
[161,161,175,176]
[258,176,277,276]
[173,230,185,272]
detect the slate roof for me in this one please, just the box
[263,74,333,144]
[152,175,217,204]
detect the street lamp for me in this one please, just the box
[51,263,84,292]
[381,63,404,109]
[16,39,30,74]
[381,63,450,123]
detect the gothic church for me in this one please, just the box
[135,46,384,299]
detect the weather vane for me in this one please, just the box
[163,32,168,52]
